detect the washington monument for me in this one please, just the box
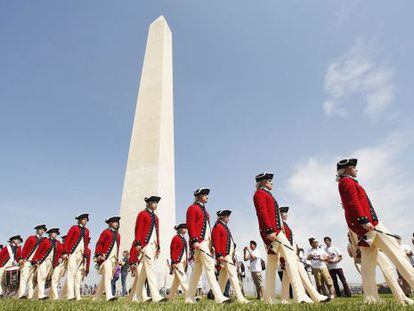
[119,15,176,283]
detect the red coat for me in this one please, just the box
[63,225,90,255]
[212,221,235,258]
[283,222,293,246]
[338,176,379,236]
[129,244,140,265]
[0,246,22,267]
[31,238,61,265]
[186,202,210,245]
[95,228,120,261]
[134,209,159,249]
[20,235,43,260]
[170,234,187,264]
[84,247,91,274]
[52,242,64,268]
[253,188,283,246]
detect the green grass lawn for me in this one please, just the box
[0,295,412,310]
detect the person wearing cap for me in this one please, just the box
[94,216,121,302]
[31,227,61,300]
[168,223,189,300]
[278,207,330,304]
[62,213,90,301]
[185,188,230,304]
[50,235,67,300]
[337,158,414,303]
[0,235,22,297]
[212,210,249,304]
[253,172,312,304]
[18,224,47,299]
[133,196,167,303]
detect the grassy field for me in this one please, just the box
[0,295,413,310]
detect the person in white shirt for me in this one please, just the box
[243,241,263,300]
[306,238,335,298]
[324,237,351,297]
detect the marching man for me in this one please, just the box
[185,188,230,304]
[50,235,66,300]
[18,224,47,299]
[337,158,414,303]
[62,213,90,301]
[94,216,121,302]
[133,196,167,303]
[253,173,312,304]
[0,235,22,297]
[128,242,150,302]
[31,227,61,300]
[278,206,330,303]
[167,223,189,300]
[212,210,249,304]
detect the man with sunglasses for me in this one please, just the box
[337,158,414,304]
[253,173,312,304]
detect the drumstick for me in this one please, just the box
[374,229,401,240]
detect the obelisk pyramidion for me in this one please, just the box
[119,15,176,286]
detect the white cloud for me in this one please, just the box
[281,129,414,282]
[323,40,395,119]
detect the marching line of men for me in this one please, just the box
[1,159,413,304]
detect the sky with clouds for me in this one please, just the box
[1,1,413,286]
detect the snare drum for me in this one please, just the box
[4,266,20,295]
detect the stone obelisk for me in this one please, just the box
[119,15,175,286]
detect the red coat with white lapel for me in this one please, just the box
[338,176,379,236]
[20,235,43,260]
[253,188,283,247]
[52,242,64,268]
[134,209,159,249]
[63,225,90,255]
[170,234,187,264]
[186,202,210,246]
[212,221,235,259]
[94,228,120,262]
[283,222,293,246]
[31,238,61,265]
[0,245,22,267]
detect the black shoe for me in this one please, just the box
[321,297,331,303]
[0,295,4,299]
[158,298,168,303]
[39,297,49,300]
[19,296,27,300]
[68,298,76,301]
[195,296,201,302]
[144,298,153,303]
[108,297,118,302]
[223,298,232,304]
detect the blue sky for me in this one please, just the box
[1,1,414,283]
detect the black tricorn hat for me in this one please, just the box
[34,224,47,231]
[47,227,60,235]
[105,216,121,224]
[216,209,232,217]
[174,223,187,231]
[279,206,290,213]
[144,196,161,203]
[337,158,358,170]
[194,188,210,196]
[255,172,274,182]
[75,213,89,221]
[8,235,23,243]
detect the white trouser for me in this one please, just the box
[218,255,248,303]
[185,240,228,303]
[50,262,65,300]
[266,232,312,304]
[168,261,188,299]
[66,243,84,300]
[377,251,414,304]
[95,255,117,301]
[128,262,150,302]
[359,222,414,304]
[280,258,327,303]
[73,265,86,300]
[37,258,53,299]
[135,243,162,302]
[18,260,37,299]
